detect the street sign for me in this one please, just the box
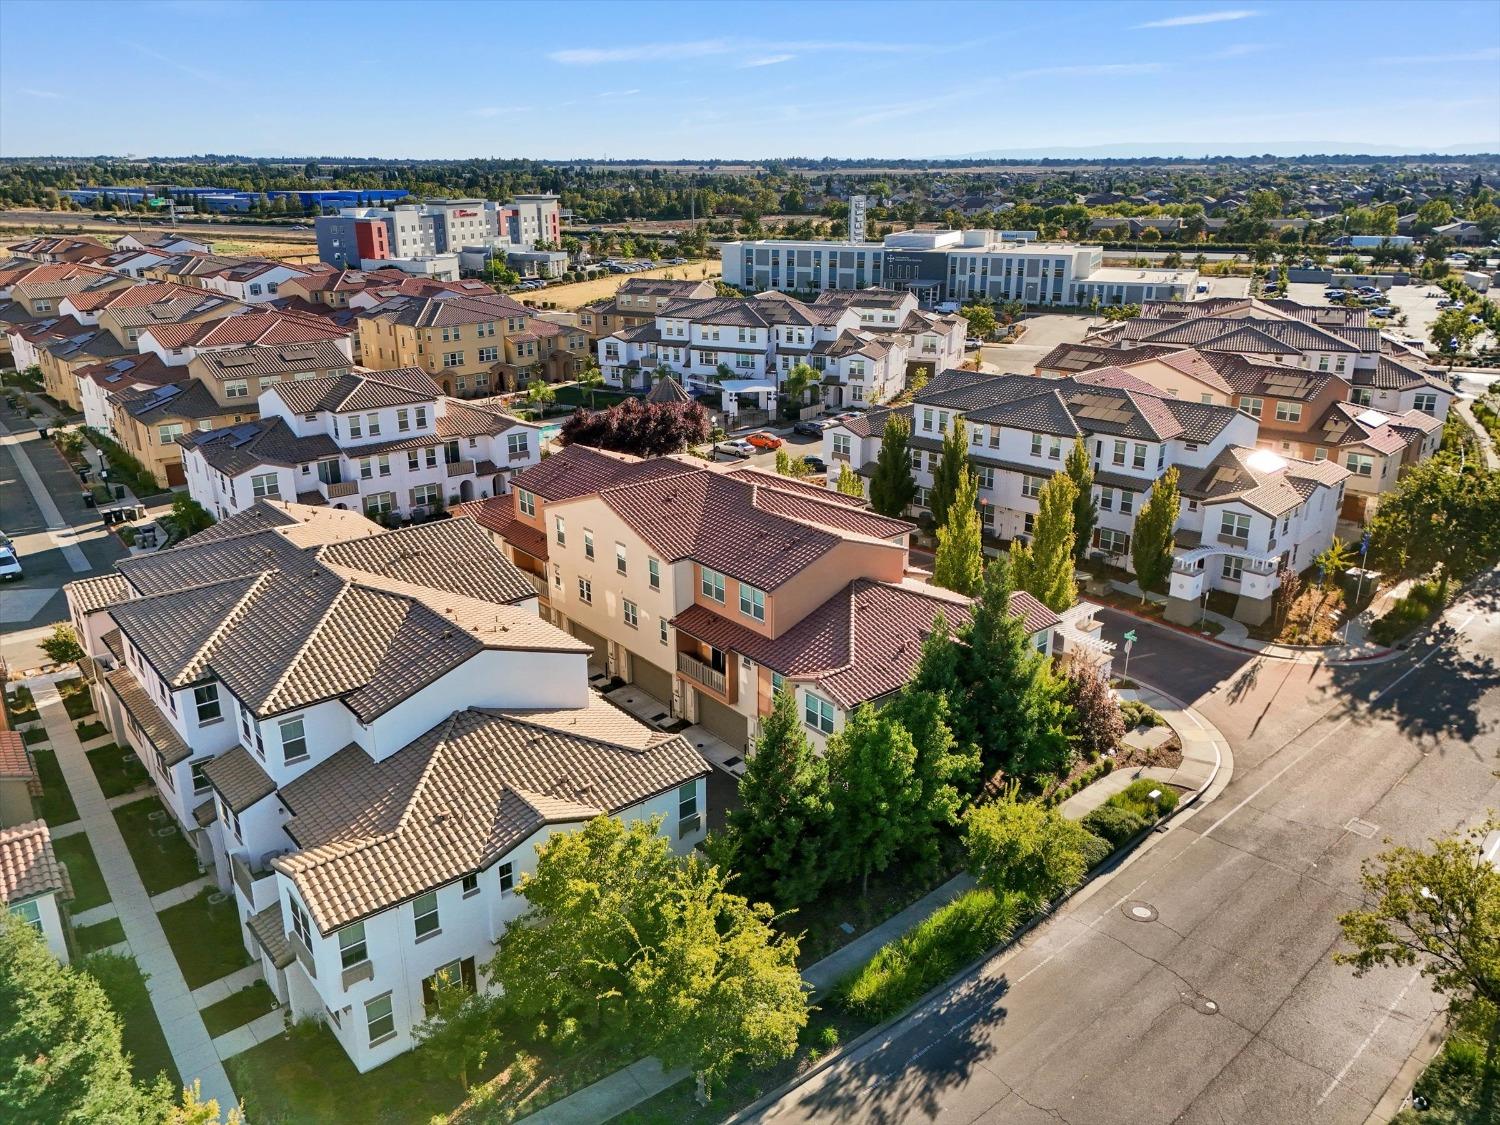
[1359,532,1370,557]
[1122,630,1138,645]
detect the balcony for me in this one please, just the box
[508,447,530,463]
[326,480,359,499]
[1216,532,1251,549]
[523,570,549,599]
[446,459,476,478]
[677,650,727,695]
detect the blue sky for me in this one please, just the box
[2,0,1497,159]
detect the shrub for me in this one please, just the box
[1369,580,1447,645]
[1082,804,1150,850]
[1107,778,1180,820]
[838,888,1023,1020]
[1119,700,1162,729]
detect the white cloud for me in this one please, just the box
[1012,62,1163,78]
[549,38,910,65]
[1135,9,1258,28]
[1372,48,1500,64]
[739,53,795,68]
[17,87,63,99]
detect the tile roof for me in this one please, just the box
[268,368,440,414]
[193,339,350,381]
[0,731,34,782]
[644,374,692,404]
[66,572,133,615]
[176,416,340,475]
[1035,341,1179,374]
[74,352,177,393]
[510,444,698,501]
[0,820,67,905]
[116,378,228,423]
[142,309,349,350]
[362,291,531,328]
[1178,446,1350,517]
[451,498,549,560]
[201,745,277,813]
[316,517,536,607]
[274,698,707,932]
[246,902,294,968]
[1353,356,1452,393]
[105,667,193,766]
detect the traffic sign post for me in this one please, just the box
[1121,630,1137,678]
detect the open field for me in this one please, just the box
[519,259,720,310]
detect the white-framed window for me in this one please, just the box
[1220,512,1251,541]
[478,346,498,364]
[1414,393,1438,415]
[365,994,395,1046]
[1274,401,1302,423]
[338,922,367,969]
[700,567,726,602]
[413,890,440,938]
[1346,452,1374,477]
[443,351,464,367]
[677,780,700,838]
[1022,475,1043,499]
[739,584,766,623]
[365,491,394,516]
[1097,527,1129,554]
[1221,555,1244,582]
[507,432,529,458]
[461,872,479,897]
[1111,439,1126,466]
[289,898,313,947]
[517,489,535,517]
[1314,447,1328,461]
[251,472,279,499]
[615,543,627,575]
[659,618,669,645]
[804,693,835,734]
[1119,490,1134,516]
[1098,487,1114,511]
[193,683,221,724]
[648,557,661,590]
[416,405,429,427]
[832,433,851,458]
[397,408,411,432]
[623,599,638,628]
[158,423,184,445]
[9,899,42,933]
[365,413,381,436]
[583,529,595,560]
[348,414,363,438]
[1240,396,1263,419]
[554,515,566,545]
[1132,444,1147,470]
[279,716,308,764]
[190,759,211,794]
[976,466,995,491]
[578,577,592,604]
[225,380,249,400]
[498,862,515,896]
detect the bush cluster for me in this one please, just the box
[1119,700,1163,729]
[1369,580,1447,645]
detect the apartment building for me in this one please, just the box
[458,446,1058,752]
[5,234,114,265]
[75,352,177,435]
[317,196,561,271]
[358,291,589,395]
[278,268,495,311]
[721,229,1198,308]
[178,367,544,519]
[113,380,255,487]
[576,277,719,340]
[0,820,70,962]
[63,500,706,1071]
[138,308,354,368]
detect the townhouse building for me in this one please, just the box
[1,820,70,962]
[576,278,719,341]
[113,381,256,487]
[458,446,1058,753]
[721,229,1198,308]
[824,367,1347,624]
[75,352,178,435]
[5,235,115,265]
[64,501,706,1072]
[178,367,544,520]
[137,307,354,369]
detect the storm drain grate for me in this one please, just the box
[1345,818,1379,838]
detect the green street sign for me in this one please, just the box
[1122,630,1138,645]
[147,197,169,207]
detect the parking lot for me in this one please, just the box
[978,311,1094,374]
[1283,280,1481,354]
[711,425,825,475]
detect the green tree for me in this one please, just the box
[629,856,806,1104]
[932,467,984,596]
[959,303,997,341]
[1431,307,1484,356]
[168,495,214,537]
[525,378,556,407]
[826,704,923,896]
[1130,467,1180,602]
[964,783,1098,908]
[1366,456,1500,587]
[715,688,831,909]
[1314,536,1355,588]
[774,448,810,480]
[1009,471,1077,613]
[781,362,818,420]
[926,419,968,530]
[885,669,978,869]
[578,365,605,408]
[411,972,503,1091]
[868,414,916,517]
[40,623,85,665]
[1335,817,1500,1007]
[835,463,865,498]
[1065,436,1097,562]
[1061,653,1125,762]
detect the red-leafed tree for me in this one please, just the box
[559,397,710,457]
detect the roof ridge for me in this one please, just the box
[394,712,468,837]
[179,571,276,683]
[258,578,362,712]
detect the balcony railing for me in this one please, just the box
[508,447,530,462]
[446,459,475,478]
[1216,532,1251,548]
[326,480,359,499]
[523,570,549,599]
[677,651,726,695]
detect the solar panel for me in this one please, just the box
[216,352,258,368]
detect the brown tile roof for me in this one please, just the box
[201,745,277,813]
[362,291,531,328]
[1178,446,1350,517]
[316,517,536,607]
[193,339,350,381]
[275,698,708,932]
[0,820,67,905]
[66,572,133,615]
[0,732,34,782]
[105,668,193,766]
[116,378,229,424]
[176,416,340,475]
[452,499,549,560]
[269,368,440,414]
[143,309,348,350]
[511,444,698,501]
[246,901,294,968]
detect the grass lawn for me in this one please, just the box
[201,981,277,1038]
[22,726,49,745]
[157,888,250,989]
[113,797,201,896]
[54,832,110,911]
[6,685,40,724]
[553,383,640,409]
[74,916,126,954]
[75,719,109,742]
[30,748,79,826]
[59,678,96,720]
[86,743,149,799]
[80,952,182,1091]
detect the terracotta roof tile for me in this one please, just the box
[0,820,67,905]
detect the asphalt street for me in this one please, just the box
[748,573,1500,1125]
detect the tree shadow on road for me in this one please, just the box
[778,974,1009,1123]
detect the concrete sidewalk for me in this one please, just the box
[32,677,239,1120]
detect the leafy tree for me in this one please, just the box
[168,495,214,537]
[1431,307,1484,356]
[1065,436,1097,562]
[1009,471,1077,613]
[578,365,605,408]
[959,303,997,341]
[40,623,85,665]
[826,704,923,896]
[1335,817,1500,1007]
[715,688,830,909]
[559,397,710,457]
[884,669,978,868]
[932,467,984,596]
[411,972,503,1091]
[1061,653,1124,761]
[1130,467,1179,602]
[834,463,865,498]
[773,448,809,480]
[868,414,916,517]
[1100,303,1141,323]
[926,419,968,530]
[1367,456,1500,587]
[628,856,806,1104]
[781,362,818,420]
[525,378,555,407]
[1314,536,1355,588]
[964,783,1098,907]
[1415,199,1455,233]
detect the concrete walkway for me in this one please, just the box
[32,677,240,1120]
[1455,396,1500,470]
[212,1008,286,1062]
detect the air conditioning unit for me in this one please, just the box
[410,504,429,520]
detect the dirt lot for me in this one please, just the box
[516,260,720,311]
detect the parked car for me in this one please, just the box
[1438,299,1466,310]
[715,439,754,459]
[745,431,783,451]
[965,337,984,349]
[793,420,827,437]
[1371,307,1396,318]
[0,542,21,581]
[801,455,827,474]
[669,257,688,264]
[1324,289,1347,299]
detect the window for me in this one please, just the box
[397,407,411,432]
[413,890,440,938]
[506,432,529,458]
[251,472,279,499]
[365,492,394,516]
[1098,487,1114,511]
[700,567,726,602]
[498,862,515,896]
[365,994,395,1046]
[1022,475,1043,499]
[478,346,498,364]
[193,684,220,724]
[583,530,595,560]
[1414,393,1438,415]
[289,898,313,948]
[771,671,786,696]
[225,380,249,399]
[1221,555,1244,582]
[9,899,42,933]
[365,413,381,436]
[739,583,766,622]
[1346,452,1374,477]
[158,423,184,445]
[678,780,700,838]
[832,433,851,458]
[648,557,661,590]
[461,873,479,898]
[1314,447,1328,461]
[348,414,363,438]
[1030,433,1043,457]
[416,406,428,427]
[976,466,995,491]
[1048,437,1062,460]
[577,577,592,604]
[623,599,638,628]
[517,489,535,517]
[1119,490,1134,516]
[554,515,566,545]
[339,922,367,969]
[1112,439,1126,466]
[1318,355,1330,372]
[1240,396,1263,419]
[1220,512,1251,541]
[1096,527,1129,554]
[615,543,627,575]
[804,693,835,735]
[1132,444,1147,470]
[190,759,211,794]
[443,351,464,367]
[1274,401,1302,423]
[279,716,308,764]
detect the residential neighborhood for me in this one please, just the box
[2,4,1500,1125]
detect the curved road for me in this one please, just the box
[746,579,1500,1125]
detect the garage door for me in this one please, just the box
[695,690,750,751]
[632,657,674,707]
[569,622,609,666]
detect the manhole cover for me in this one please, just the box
[1122,901,1158,922]
[1345,817,1378,838]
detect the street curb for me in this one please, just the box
[722,679,1233,1125]
[1099,600,1400,666]
[1362,1006,1448,1125]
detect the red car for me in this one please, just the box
[745,431,783,451]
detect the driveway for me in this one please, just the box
[981,312,1094,374]
[711,425,825,476]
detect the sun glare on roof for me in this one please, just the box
[1246,448,1287,474]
